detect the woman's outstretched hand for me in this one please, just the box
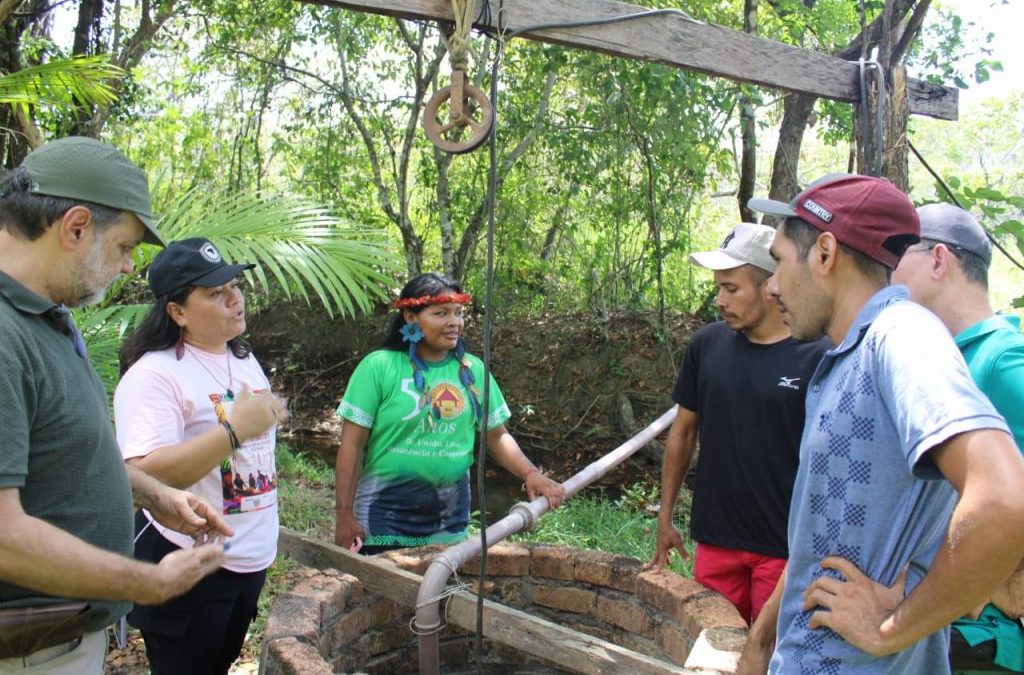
[525,471,566,510]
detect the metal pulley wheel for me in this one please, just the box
[423,70,494,154]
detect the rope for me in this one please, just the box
[410,555,471,636]
[468,5,704,670]
[908,139,1024,274]
[447,0,478,72]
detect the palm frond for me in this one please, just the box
[155,188,399,318]
[0,56,124,117]
[75,188,398,397]
[73,303,151,399]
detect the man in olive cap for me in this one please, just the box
[893,203,1024,674]
[0,137,232,673]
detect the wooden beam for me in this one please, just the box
[278,529,693,674]
[297,0,957,120]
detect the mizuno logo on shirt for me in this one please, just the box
[778,376,802,390]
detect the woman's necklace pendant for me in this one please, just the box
[225,388,235,401]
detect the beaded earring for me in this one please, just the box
[175,325,186,360]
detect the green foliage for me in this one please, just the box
[76,188,399,396]
[910,94,1024,311]
[0,55,122,116]
[276,443,336,535]
[909,8,1001,90]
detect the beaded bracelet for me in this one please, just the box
[221,420,242,451]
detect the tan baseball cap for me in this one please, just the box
[690,222,777,273]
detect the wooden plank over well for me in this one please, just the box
[297,0,958,120]
[278,529,693,674]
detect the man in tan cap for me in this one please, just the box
[0,137,231,673]
[645,222,826,624]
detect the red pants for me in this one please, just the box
[693,542,786,624]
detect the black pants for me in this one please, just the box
[950,628,1016,672]
[128,512,267,675]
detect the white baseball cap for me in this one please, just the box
[689,222,777,273]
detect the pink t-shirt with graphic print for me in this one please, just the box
[114,345,278,573]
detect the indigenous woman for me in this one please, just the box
[113,238,288,675]
[335,272,564,554]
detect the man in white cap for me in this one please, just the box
[645,222,827,624]
[894,203,1024,674]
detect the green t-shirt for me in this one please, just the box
[952,314,1024,673]
[336,349,510,547]
[0,271,134,631]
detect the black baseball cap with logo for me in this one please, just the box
[21,136,164,246]
[148,238,255,298]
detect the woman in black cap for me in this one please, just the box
[113,238,287,675]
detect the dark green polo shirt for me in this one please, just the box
[0,270,133,631]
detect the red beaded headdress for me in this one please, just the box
[394,292,472,310]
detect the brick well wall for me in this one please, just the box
[260,543,746,674]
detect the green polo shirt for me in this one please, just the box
[0,270,133,631]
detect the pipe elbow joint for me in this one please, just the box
[510,501,537,532]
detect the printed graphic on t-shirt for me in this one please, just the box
[429,382,465,419]
[211,391,278,515]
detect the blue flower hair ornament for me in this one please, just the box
[400,322,424,343]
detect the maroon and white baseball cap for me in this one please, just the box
[748,174,920,269]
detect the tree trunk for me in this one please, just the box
[854,64,909,191]
[766,0,921,199]
[768,93,816,203]
[737,0,758,222]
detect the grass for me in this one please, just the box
[510,481,695,577]
[275,442,334,538]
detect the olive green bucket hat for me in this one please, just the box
[22,136,164,246]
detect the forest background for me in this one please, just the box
[0,0,1020,375]
[2,1,1022,671]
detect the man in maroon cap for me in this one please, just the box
[736,175,1024,674]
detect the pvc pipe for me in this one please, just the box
[415,406,678,675]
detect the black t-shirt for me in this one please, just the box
[673,321,828,558]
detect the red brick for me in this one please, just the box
[266,636,333,675]
[462,543,530,576]
[287,572,353,624]
[656,620,695,666]
[596,594,651,635]
[682,593,746,636]
[532,585,596,613]
[370,596,407,624]
[366,626,415,656]
[328,606,373,647]
[573,549,643,593]
[384,546,442,575]
[263,595,320,644]
[636,570,705,623]
[531,546,575,580]
[469,579,497,595]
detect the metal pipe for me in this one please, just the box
[415,406,678,675]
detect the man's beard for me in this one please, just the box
[67,236,116,307]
